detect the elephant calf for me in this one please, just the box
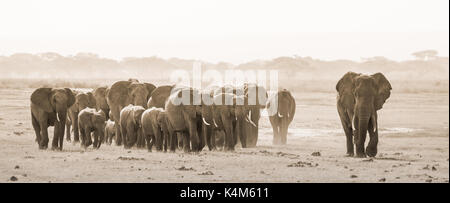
[267,89,296,145]
[119,104,146,149]
[66,91,96,143]
[104,120,115,145]
[141,107,173,152]
[78,107,107,149]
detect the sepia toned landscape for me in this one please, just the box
[0,0,448,184]
[0,53,448,183]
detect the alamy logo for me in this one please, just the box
[168,61,279,115]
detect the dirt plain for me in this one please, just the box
[0,88,448,183]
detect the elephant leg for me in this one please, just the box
[338,107,354,156]
[141,131,147,148]
[177,132,184,149]
[103,130,108,145]
[79,126,86,147]
[93,130,101,149]
[188,121,199,152]
[136,130,142,148]
[58,121,65,150]
[115,124,122,146]
[280,118,288,145]
[85,127,93,148]
[31,113,41,145]
[181,132,190,153]
[65,119,71,142]
[238,122,246,148]
[169,131,176,152]
[102,130,106,144]
[210,130,216,150]
[366,116,378,157]
[39,119,49,149]
[198,124,206,151]
[163,131,168,152]
[121,125,128,148]
[72,112,80,142]
[271,121,280,145]
[51,121,62,150]
[115,122,123,146]
[145,133,153,152]
[223,127,234,151]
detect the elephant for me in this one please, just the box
[336,72,392,157]
[119,104,146,149]
[106,80,156,146]
[147,85,174,109]
[78,107,107,149]
[92,86,110,120]
[104,120,115,145]
[267,89,296,145]
[204,93,249,151]
[242,83,268,147]
[141,107,173,152]
[165,87,204,152]
[66,91,96,142]
[30,87,75,150]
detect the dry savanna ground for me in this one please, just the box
[0,88,448,183]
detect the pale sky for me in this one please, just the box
[0,0,448,64]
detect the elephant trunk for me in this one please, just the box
[356,112,371,156]
[56,109,66,124]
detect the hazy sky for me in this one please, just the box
[0,0,448,64]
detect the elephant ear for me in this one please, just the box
[371,73,392,111]
[144,83,156,100]
[64,88,76,108]
[336,72,360,95]
[286,91,296,123]
[31,88,53,112]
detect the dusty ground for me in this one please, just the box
[0,88,448,183]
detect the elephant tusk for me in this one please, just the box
[56,112,60,122]
[202,117,211,126]
[246,117,257,128]
[213,119,219,128]
[278,112,283,118]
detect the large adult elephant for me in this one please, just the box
[106,80,156,146]
[165,87,204,152]
[30,88,75,150]
[66,91,96,142]
[243,83,268,147]
[336,72,392,157]
[267,89,296,145]
[92,86,110,120]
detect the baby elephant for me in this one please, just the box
[104,120,115,145]
[267,89,296,145]
[78,107,107,149]
[141,107,172,152]
[120,104,146,149]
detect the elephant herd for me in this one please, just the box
[30,71,392,158]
